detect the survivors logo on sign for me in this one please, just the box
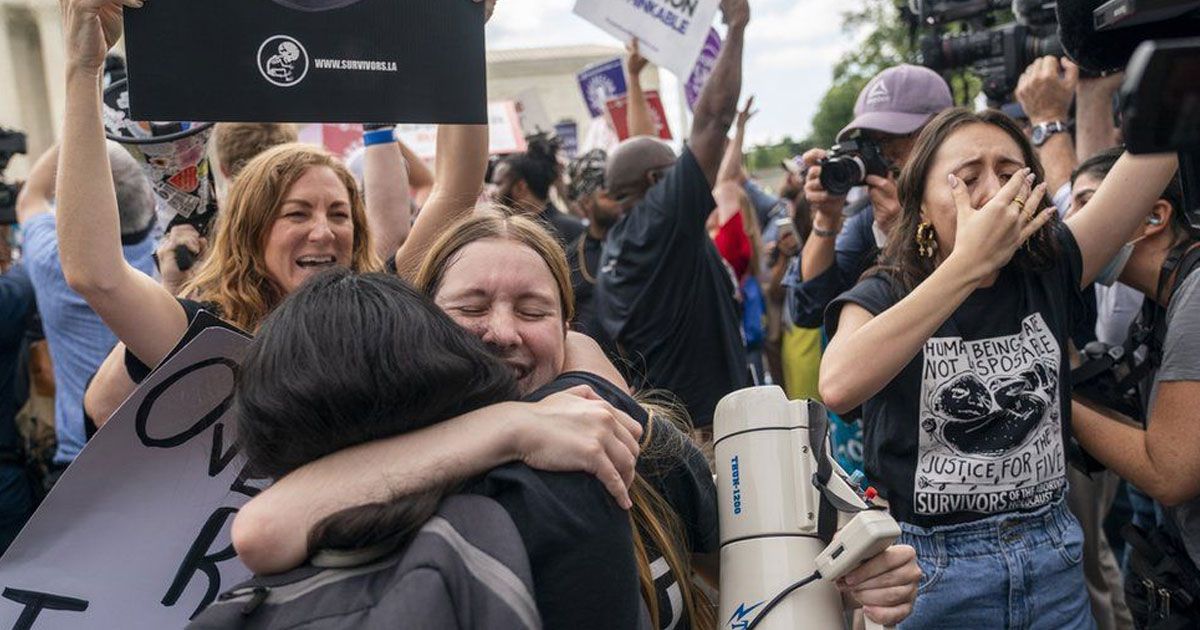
[914,313,1066,516]
[258,35,310,87]
[122,0,486,123]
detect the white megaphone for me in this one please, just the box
[714,386,902,630]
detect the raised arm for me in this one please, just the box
[56,0,187,369]
[1074,72,1124,162]
[821,172,1050,413]
[624,39,656,139]
[392,124,488,278]
[232,388,642,574]
[1065,151,1178,287]
[1015,56,1078,196]
[362,126,413,260]
[717,96,755,184]
[688,0,748,185]
[14,145,57,224]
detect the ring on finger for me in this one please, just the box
[1013,197,1026,211]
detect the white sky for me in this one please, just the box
[485,0,855,146]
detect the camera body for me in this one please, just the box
[0,128,28,226]
[819,138,891,196]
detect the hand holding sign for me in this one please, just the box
[60,0,135,76]
[625,38,648,78]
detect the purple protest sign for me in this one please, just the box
[685,29,722,111]
[577,57,628,119]
[555,120,580,158]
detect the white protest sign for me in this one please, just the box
[0,316,260,629]
[395,124,439,161]
[573,0,721,78]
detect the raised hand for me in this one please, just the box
[948,168,1052,279]
[1016,56,1078,125]
[736,95,757,130]
[60,0,135,75]
[626,38,648,77]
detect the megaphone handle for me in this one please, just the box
[864,618,895,630]
[174,244,196,272]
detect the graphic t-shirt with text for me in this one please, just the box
[826,227,1085,527]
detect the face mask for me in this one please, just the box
[1095,233,1150,287]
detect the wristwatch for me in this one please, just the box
[1031,121,1069,147]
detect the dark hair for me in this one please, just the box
[876,107,1062,291]
[235,269,519,552]
[501,134,562,201]
[1072,146,1189,244]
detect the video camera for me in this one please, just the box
[0,128,27,226]
[913,0,1064,102]
[819,138,892,196]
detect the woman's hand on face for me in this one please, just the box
[512,385,643,509]
[947,167,1051,281]
[837,544,921,626]
[61,0,136,75]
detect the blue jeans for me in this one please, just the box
[899,499,1096,630]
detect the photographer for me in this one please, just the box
[820,106,1177,627]
[1069,148,1200,628]
[788,64,953,329]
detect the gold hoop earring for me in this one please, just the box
[916,222,938,259]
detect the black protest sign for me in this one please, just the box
[0,317,262,629]
[122,0,487,124]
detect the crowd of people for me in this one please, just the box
[0,0,1196,627]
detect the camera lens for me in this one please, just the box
[819,156,866,196]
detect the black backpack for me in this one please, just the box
[188,495,542,630]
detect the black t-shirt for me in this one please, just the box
[825,226,1085,527]
[123,298,211,384]
[467,463,645,630]
[529,371,718,630]
[536,204,586,247]
[567,233,604,337]
[595,147,748,427]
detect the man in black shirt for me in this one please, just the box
[594,0,751,429]
[491,136,586,246]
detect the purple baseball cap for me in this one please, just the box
[838,64,953,141]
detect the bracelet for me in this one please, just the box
[362,128,397,147]
[811,225,840,238]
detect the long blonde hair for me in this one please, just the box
[181,143,381,331]
[416,211,714,630]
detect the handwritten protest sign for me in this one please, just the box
[573,0,721,78]
[577,58,629,119]
[123,0,487,123]
[606,90,674,141]
[0,314,260,629]
[685,28,722,111]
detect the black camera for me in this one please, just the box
[0,128,28,226]
[913,0,1064,102]
[819,138,891,196]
